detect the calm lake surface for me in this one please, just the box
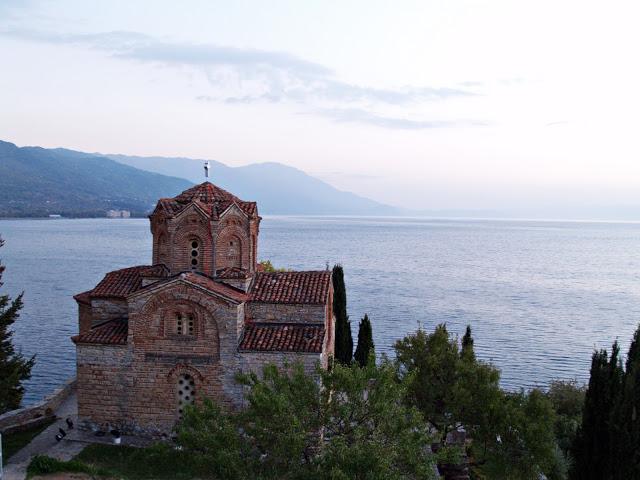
[2,217,640,405]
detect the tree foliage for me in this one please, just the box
[610,324,640,479]
[178,361,439,480]
[354,314,375,367]
[332,264,353,365]
[546,380,585,463]
[258,260,290,272]
[394,324,562,479]
[0,235,35,413]
[570,342,624,480]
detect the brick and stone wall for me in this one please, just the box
[246,303,326,324]
[91,298,128,325]
[80,281,247,434]
[78,302,92,334]
[76,345,132,428]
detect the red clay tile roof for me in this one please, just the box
[130,271,248,303]
[249,271,331,304]
[72,319,128,345]
[73,290,92,305]
[239,323,325,353]
[89,265,167,299]
[179,272,248,303]
[153,182,257,219]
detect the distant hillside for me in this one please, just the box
[106,154,400,215]
[0,141,192,217]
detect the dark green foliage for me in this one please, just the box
[482,389,561,480]
[0,236,35,413]
[461,325,475,361]
[546,380,585,460]
[610,324,640,479]
[27,455,103,477]
[395,324,562,479]
[354,314,375,367]
[29,444,199,480]
[177,399,248,479]
[394,324,470,430]
[332,264,353,365]
[177,360,439,480]
[570,342,624,480]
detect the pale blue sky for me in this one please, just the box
[1,0,639,212]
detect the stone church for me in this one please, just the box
[72,181,335,433]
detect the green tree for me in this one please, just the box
[395,324,561,479]
[461,325,475,361]
[570,342,623,480]
[611,324,640,479]
[483,389,561,480]
[177,398,248,479]
[394,324,465,432]
[354,314,374,367]
[236,362,323,477]
[546,380,585,462]
[180,361,439,480]
[317,360,438,479]
[0,235,35,413]
[332,264,353,365]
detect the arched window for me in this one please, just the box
[189,239,200,270]
[176,373,196,419]
[228,236,241,268]
[175,312,195,336]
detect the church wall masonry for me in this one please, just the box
[73,181,335,434]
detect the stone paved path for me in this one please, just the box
[2,393,83,480]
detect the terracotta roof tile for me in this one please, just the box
[72,319,128,345]
[131,271,248,303]
[179,272,248,303]
[88,265,167,299]
[249,271,331,304]
[73,290,92,305]
[153,182,257,219]
[239,323,325,353]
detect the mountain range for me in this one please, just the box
[106,153,398,215]
[0,140,398,217]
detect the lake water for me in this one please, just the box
[1,217,640,405]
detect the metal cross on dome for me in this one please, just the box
[204,160,210,179]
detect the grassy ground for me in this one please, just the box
[27,443,201,480]
[2,417,56,466]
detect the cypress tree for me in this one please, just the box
[332,264,352,364]
[461,325,475,361]
[570,343,623,480]
[611,324,640,479]
[0,236,35,413]
[354,314,374,367]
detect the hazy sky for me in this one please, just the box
[1,0,640,212]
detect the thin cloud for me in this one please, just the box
[2,27,482,130]
[2,28,473,106]
[310,108,490,130]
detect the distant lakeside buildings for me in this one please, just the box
[106,210,131,218]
